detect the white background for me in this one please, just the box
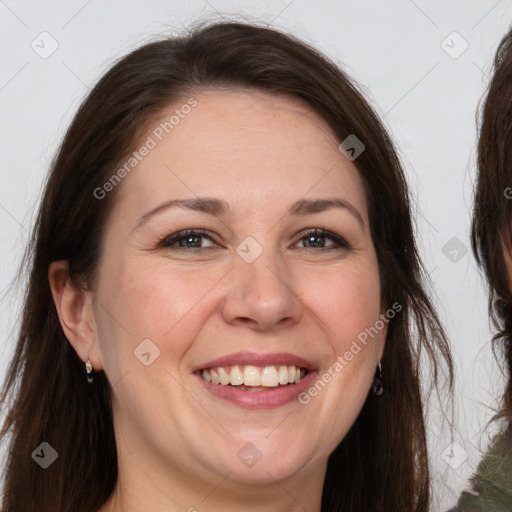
[1,1,511,510]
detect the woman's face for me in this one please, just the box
[89,89,385,497]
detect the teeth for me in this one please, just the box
[278,366,289,385]
[199,364,308,387]
[210,368,220,385]
[261,366,279,387]
[243,365,261,386]
[218,367,230,385]
[230,365,244,385]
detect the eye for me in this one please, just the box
[294,228,351,251]
[159,229,218,249]
[158,228,350,252]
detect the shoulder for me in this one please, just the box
[450,430,512,511]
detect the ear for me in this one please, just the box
[48,260,103,370]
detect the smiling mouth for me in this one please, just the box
[198,364,308,389]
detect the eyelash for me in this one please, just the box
[158,228,351,252]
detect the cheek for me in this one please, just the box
[291,261,384,454]
[304,261,382,352]
[95,259,222,373]
[299,260,382,403]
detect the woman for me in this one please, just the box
[0,21,452,512]
[450,29,512,512]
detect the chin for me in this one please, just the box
[226,456,310,485]
[217,433,321,484]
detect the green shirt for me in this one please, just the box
[450,431,512,511]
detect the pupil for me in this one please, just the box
[180,236,200,248]
[307,235,323,248]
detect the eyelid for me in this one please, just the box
[292,228,351,250]
[159,228,219,249]
[158,227,351,251]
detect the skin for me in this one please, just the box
[49,89,386,512]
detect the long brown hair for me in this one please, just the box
[471,29,512,429]
[0,21,452,512]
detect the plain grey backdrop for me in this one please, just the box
[1,1,511,510]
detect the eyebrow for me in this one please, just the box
[133,196,365,231]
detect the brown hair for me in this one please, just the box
[0,21,452,512]
[471,29,512,428]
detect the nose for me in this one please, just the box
[221,251,303,332]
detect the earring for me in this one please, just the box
[372,361,383,396]
[85,359,95,384]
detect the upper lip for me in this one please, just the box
[192,351,317,372]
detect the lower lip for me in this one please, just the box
[195,371,318,410]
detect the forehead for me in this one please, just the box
[114,89,369,222]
